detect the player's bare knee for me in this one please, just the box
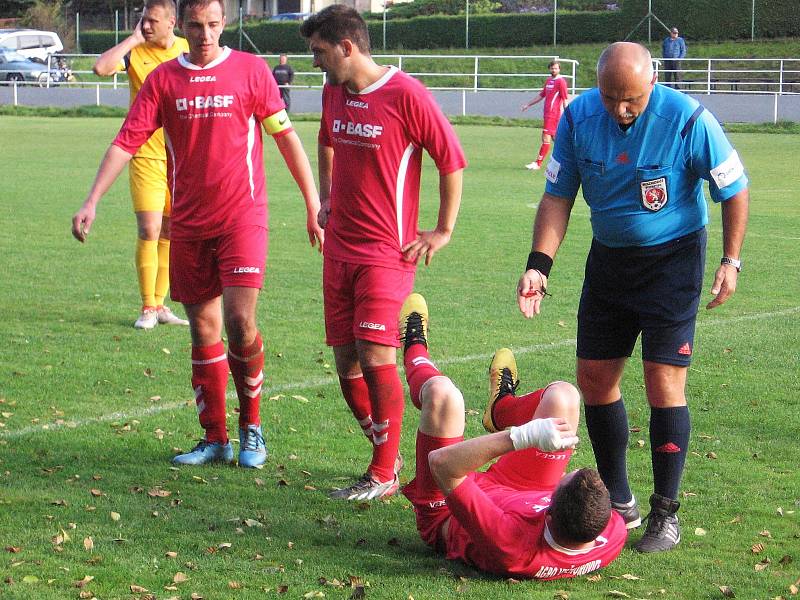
[224,311,257,346]
[137,220,162,241]
[540,381,581,422]
[421,377,463,416]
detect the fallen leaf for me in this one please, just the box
[607,592,630,598]
[719,586,735,598]
[83,537,94,551]
[130,584,149,593]
[695,528,707,536]
[5,546,21,553]
[621,573,640,580]
[789,583,798,595]
[277,584,289,593]
[779,555,792,566]
[636,439,645,448]
[254,478,265,486]
[74,575,94,588]
[706,452,718,459]
[554,592,570,600]
[79,591,94,598]
[777,507,785,516]
[218,542,232,550]
[586,575,602,583]
[755,558,770,571]
[303,592,324,599]
[110,512,121,521]
[760,530,773,538]
[148,487,171,498]
[165,551,178,558]
[229,581,243,589]
[244,519,263,528]
[291,394,309,403]
[173,572,189,583]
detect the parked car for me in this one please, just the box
[0,29,64,63]
[0,48,59,84]
[269,12,311,21]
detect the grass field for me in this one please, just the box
[0,116,798,600]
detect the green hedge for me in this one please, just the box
[78,0,800,53]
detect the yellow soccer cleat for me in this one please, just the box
[484,348,519,432]
[398,293,429,351]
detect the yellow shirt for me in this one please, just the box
[123,37,189,160]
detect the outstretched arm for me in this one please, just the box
[429,418,578,495]
[93,19,143,76]
[274,131,324,252]
[72,144,134,242]
[401,168,463,266]
[517,192,575,317]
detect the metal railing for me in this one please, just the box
[4,54,799,106]
[653,57,800,95]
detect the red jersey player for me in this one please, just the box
[300,5,466,501]
[71,0,323,469]
[521,60,570,170]
[398,293,628,579]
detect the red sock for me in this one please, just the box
[191,341,229,443]
[403,431,463,505]
[228,332,264,428]
[403,344,443,409]
[363,364,405,483]
[492,389,544,430]
[339,374,373,441]
[536,142,551,166]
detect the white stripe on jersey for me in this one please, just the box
[395,143,415,246]
[246,115,256,202]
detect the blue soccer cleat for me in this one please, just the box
[238,424,268,468]
[172,439,234,466]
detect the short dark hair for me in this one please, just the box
[144,0,177,16]
[300,4,371,54]
[548,468,611,544]
[179,0,224,21]
[548,60,560,68]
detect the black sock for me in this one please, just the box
[650,405,690,500]
[585,399,632,504]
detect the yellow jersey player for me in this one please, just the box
[93,0,190,329]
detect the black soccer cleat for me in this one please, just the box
[634,493,681,552]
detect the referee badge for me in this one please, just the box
[640,177,668,212]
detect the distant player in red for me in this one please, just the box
[72,0,323,469]
[300,5,466,501]
[521,60,570,170]
[398,293,628,579]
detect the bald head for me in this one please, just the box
[596,42,657,126]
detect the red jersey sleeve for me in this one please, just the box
[403,82,467,176]
[446,476,523,566]
[112,70,162,155]
[252,57,285,121]
[558,77,569,101]
[318,85,332,148]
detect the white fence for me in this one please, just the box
[654,57,800,95]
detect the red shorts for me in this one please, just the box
[323,256,415,347]
[543,115,560,137]
[170,225,267,305]
[405,389,571,550]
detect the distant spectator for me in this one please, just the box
[272,53,295,111]
[662,27,686,89]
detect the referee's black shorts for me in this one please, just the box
[576,228,706,367]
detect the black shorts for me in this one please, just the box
[577,228,706,367]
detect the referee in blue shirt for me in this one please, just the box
[516,42,749,553]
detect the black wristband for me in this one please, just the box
[525,251,553,277]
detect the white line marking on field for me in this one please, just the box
[2,306,798,440]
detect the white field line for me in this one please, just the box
[2,306,798,440]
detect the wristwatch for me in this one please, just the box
[721,256,742,272]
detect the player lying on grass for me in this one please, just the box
[398,293,627,579]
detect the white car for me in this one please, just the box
[0,29,64,63]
